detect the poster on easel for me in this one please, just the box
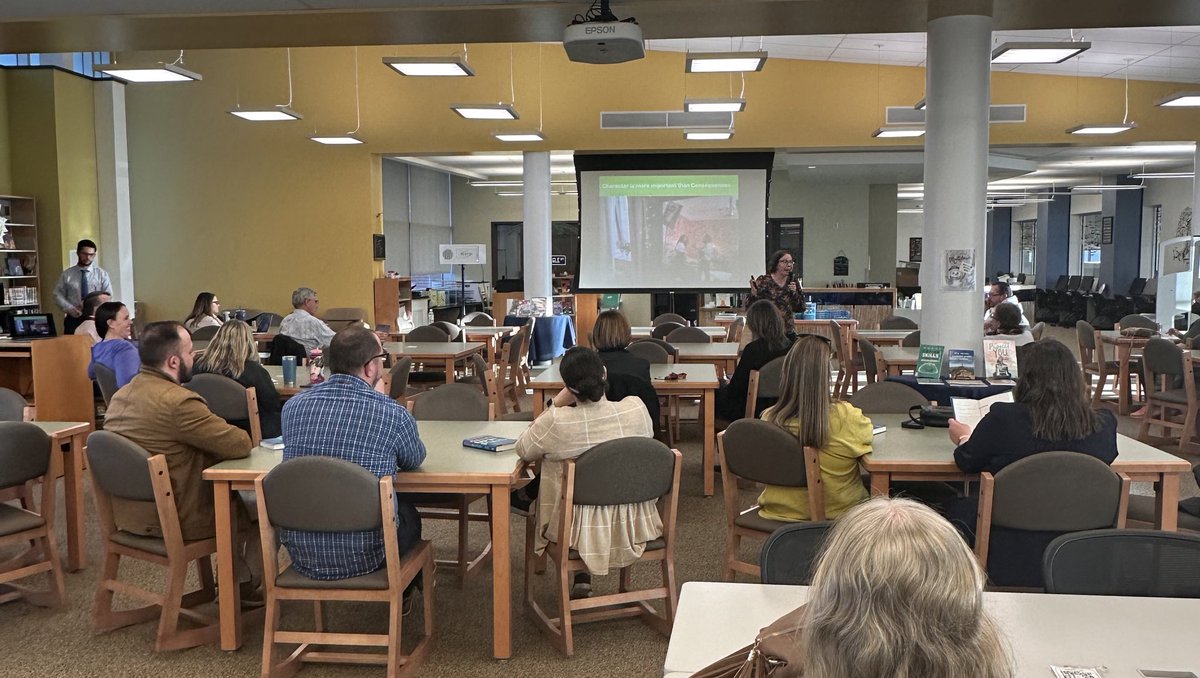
[941,249,976,291]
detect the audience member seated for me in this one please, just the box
[73,290,111,345]
[279,326,426,581]
[194,319,283,439]
[716,299,794,421]
[983,281,1029,332]
[985,302,1034,346]
[945,338,1117,586]
[279,286,336,352]
[184,291,224,332]
[88,301,140,389]
[515,346,656,599]
[758,336,873,521]
[101,321,257,590]
[591,310,651,383]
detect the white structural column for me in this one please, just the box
[522,151,553,298]
[93,80,136,305]
[920,0,993,365]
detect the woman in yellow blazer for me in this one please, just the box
[757,335,873,521]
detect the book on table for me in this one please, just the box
[947,348,976,380]
[983,338,1018,382]
[950,391,1014,430]
[463,435,517,452]
[261,436,284,450]
[915,344,944,384]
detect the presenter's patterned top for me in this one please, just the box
[747,275,805,317]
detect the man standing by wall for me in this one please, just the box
[53,239,113,335]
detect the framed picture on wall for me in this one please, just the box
[372,233,386,261]
[909,237,923,262]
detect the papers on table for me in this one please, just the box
[950,390,1014,430]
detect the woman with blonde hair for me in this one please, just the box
[194,319,282,438]
[184,291,224,331]
[757,335,872,521]
[801,497,1012,678]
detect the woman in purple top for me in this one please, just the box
[746,249,805,322]
[87,301,141,388]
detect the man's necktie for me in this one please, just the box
[80,268,89,301]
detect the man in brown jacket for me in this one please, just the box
[102,320,251,541]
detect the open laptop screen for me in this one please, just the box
[10,314,56,338]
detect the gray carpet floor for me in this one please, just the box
[2,331,1197,677]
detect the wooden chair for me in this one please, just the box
[976,451,1129,577]
[880,315,918,330]
[849,381,929,413]
[626,340,676,438]
[87,431,221,651]
[432,321,462,341]
[828,321,861,397]
[0,422,64,608]
[630,337,678,362]
[650,322,684,341]
[514,320,536,388]
[524,437,682,657]
[257,457,432,677]
[406,326,452,385]
[406,384,495,584]
[1030,321,1046,341]
[184,373,263,447]
[321,307,366,332]
[1078,320,1116,407]
[724,316,745,344]
[190,325,220,341]
[405,325,450,342]
[665,326,712,344]
[1117,314,1158,331]
[384,356,422,406]
[855,337,884,385]
[627,340,670,365]
[900,330,921,347]
[494,332,526,414]
[717,419,825,581]
[94,362,120,406]
[652,312,688,327]
[455,352,492,396]
[0,386,27,421]
[1139,338,1200,453]
[462,311,495,327]
[743,356,785,420]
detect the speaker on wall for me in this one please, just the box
[438,244,486,265]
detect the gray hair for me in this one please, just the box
[801,497,1013,678]
[291,287,317,309]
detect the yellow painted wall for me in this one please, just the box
[0,70,12,194]
[53,71,100,271]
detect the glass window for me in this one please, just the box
[1018,220,1036,278]
[1079,213,1102,277]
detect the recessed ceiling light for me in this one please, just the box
[684,98,746,113]
[228,106,303,121]
[1067,122,1136,135]
[493,131,545,142]
[872,126,925,138]
[96,62,203,83]
[382,56,474,77]
[1155,91,1200,107]
[685,51,767,73]
[309,134,364,145]
[685,129,734,141]
[990,41,1090,64]
[451,104,519,120]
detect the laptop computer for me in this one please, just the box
[9,313,57,339]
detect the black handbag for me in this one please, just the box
[907,404,953,428]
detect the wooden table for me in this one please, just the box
[529,363,722,496]
[673,342,740,378]
[862,413,1191,530]
[390,327,515,366]
[878,346,919,375]
[381,342,486,385]
[665,582,1200,677]
[1097,330,1164,415]
[630,326,726,341]
[33,421,93,571]
[855,328,915,346]
[203,419,531,657]
[261,363,312,398]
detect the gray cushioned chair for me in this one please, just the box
[665,326,712,344]
[0,386,26,421]
[93,362,119,406]
[321,306,366,332]
[524,437,682,657]
[1117,313,1158,331]
[184,373,263,447]
[455,352,492,398]
[900,330,921,347]
[432,321,462,341]
[630,337,679,361]
[880,315,919,330]
[849,381,929,414]
[1138,337,1199,453]
[724,316,745,344]
[257,456,433,676]
[405,325,451,342]
[1043,528,1200,598]
[190,325,220,341]
[759,522,834,586]
[87,430,221,651]
[627,340,671,365]
[386,355,421,405]
[717,419,825,581]
[407,382,494,422]
[652,313,688,327]
[743,355,786,420]
[462,311,495,327]
[0,422,64,608]
[651,321,684,340]
[856,337,882,385]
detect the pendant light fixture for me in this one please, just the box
[311,47,365,145]
[495,45,546,142]
[384,45,474,77]
[1068,58,1135,135]
[229,48,303,121]
[97,51,202,83]
[871,43,924,139]
[990,40,1090,64]
[454,45,520,121]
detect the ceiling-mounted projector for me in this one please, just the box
[563,0,644,64]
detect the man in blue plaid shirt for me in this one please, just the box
[279,326,426,580]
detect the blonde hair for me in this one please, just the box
[763,335,833,448]
[802,498,1012,678]
[591,309,632,351]
[196,319,257,378]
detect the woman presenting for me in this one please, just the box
[747,249,805,321]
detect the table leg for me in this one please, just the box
[870,471,891,496]
[213,480,243,650]
[1155,473,1180,531]
[444,358,455,385]
[703,387,715,497]
[63,432,87,572]
[489,483,512,659]
[532,389,548,416]
[1117,343,1131,415]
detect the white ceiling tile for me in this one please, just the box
[1157,44,1200,60]
[766,35,844,48]
[837,37,926,53]
[769,46,836,60]
[1084,28,1194,45]
[1088,41,1171,56]
[845,32,926,44]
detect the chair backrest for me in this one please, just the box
[725,317,745,344]
[268,334,308,365]
[1066,275,1082,291]
[86,430,156,502]
[1118,314,1158,330]
[571,437,676,506]
[666,326,712,344]
[651,321,685,340]
[900,330,921,347]
[719,419,813,487]
[1042,529,1200,598]
[849,381,928,413]
[1128,277,1147,297]
[432,321,462,341]
[759,522,834,585]
[1029,321,1046,341]
[388,356,413,400]
[1078,276,1094,293]
[990,451,1124,531]
[184,373,251,421]
[406,325,451,342]
[1142,337,1184,380]
[1076,319,1097,350]
[190,325,219,341]
[652,313,688,327]
[0,421,51,489]
[880,315,918,330]
[462,311,495,327]
[93,362,120,405]
[516,319,535,362]
[630,337,679,360]
[856,337,879,383]
[1053,274,1070,291]
[322,307,366,331]
[468,353,490,397]
[754,356,786,400]
[627,340,671,364]
[408,383,492,421]
[261,456,383,532]
[0,386,27,421]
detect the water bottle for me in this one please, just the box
[802,296,816,321]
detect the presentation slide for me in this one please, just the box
[578,169,768,290]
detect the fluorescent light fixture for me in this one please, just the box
[228,106,303,122]
[451,104,518,120]
[872,126,925,138]
[382,56,474,77]
[897,208,924,214]
[309,134,364,145]
[685,98,747,113]
[897,192,924,199]
[1067,122,1136,135]
[685,51,767,73]
[1129,171,1194,179]
[96,62,203,83]
[1071,184,1145,191]
[496,191,524,197]
[684,129,734,141]
[990,41,1090,64]
[1155,91,1200,107]
[469,180,576,187]
[493,131,545,142]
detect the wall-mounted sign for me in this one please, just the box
[1101,216,1114,245]
[909,237,923,262]
[372,234,386,261]
[833,254,849,277]
[551,254,567,266]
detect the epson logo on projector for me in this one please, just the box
[585,25,617,34]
